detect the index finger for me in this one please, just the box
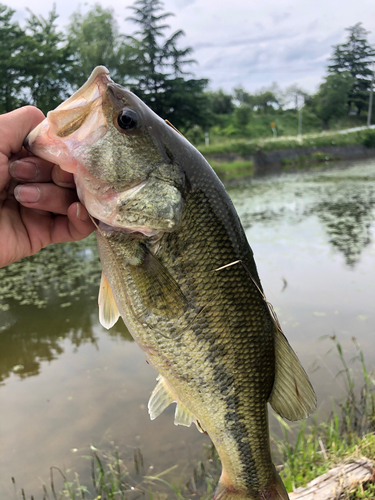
[0,106,45,192]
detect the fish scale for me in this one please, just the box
[97,190,278,495]
[25,65,317,500]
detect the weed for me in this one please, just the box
[13,338,375,499]
[273,337,375,496]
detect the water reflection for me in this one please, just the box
[313,188,375,266]
[0,301,133,383]
[0,237,132,383]
[232,162,375,268]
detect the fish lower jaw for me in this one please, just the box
[97,220,163,238]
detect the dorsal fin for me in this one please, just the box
[98,271,120,329]
[269,326,317,421]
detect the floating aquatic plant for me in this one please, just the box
[0,235,102,310]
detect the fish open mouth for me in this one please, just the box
[24,67,112,173]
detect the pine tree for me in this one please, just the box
[126,0,209,132]
[328,23,375,114]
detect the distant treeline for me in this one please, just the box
[0,0,374,141]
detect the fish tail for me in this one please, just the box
[214,470,289,500]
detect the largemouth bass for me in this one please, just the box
[25,67,316,500]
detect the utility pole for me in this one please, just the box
[367,63,374,127]
[205,131,209,146]
[298,94,303,136]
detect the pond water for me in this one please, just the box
[1,158,375,499]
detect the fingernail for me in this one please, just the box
[9,160,39,181]
[76,203,89,221]
[54,165,63,183]
[14,185,41,203]
[54,165,74,186]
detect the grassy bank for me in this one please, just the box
[198,127,375,157]
[13,338,375,500]
[209,159,254,181]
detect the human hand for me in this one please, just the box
[0,106,95,268]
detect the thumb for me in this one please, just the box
[0,106,46,158]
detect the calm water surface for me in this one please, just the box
[1,159,375,498]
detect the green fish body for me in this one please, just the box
[26,67,316,500]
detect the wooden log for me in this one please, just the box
[289,458,374,500]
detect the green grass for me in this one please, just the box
[274,414,375,493]
[209,159,254,181]
[14,337,375,500]
[198,127,375,157]
[273,336,375,496]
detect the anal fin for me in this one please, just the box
[148,375,203,432]
[269,325,317,421]
[148,375,175,420]
[175,400,203,433]
[98,271,120,329]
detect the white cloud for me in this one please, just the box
[7,0,375,94]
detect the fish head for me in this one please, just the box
[25,66,184,236]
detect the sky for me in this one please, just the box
[10,0,375,95]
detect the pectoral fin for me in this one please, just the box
[269,326,317,420]
[148,375,202,432]
[98,271,120,329]
[130,245,188,321]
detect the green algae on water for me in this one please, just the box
[0,234,102,310]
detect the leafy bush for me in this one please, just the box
[362,129,375,148]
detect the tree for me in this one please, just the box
[233,86,253,108]
[21,7,74,113]
[155,77,211,132]
[307,72,355,129]
[126,0,209,132]
[235,105,251,127]
[0,4,27,112]
[328,23,375,114]
[252,91,279,113]
[126,0,193,93]
[67,4,141,88]
[283,84,309,111]
[207,89,234,115]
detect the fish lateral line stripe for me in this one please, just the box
[215,259,283,334]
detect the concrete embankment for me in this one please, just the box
[254,144,375,176]
[205,144,375,179]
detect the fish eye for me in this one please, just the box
[118,109,139,130]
